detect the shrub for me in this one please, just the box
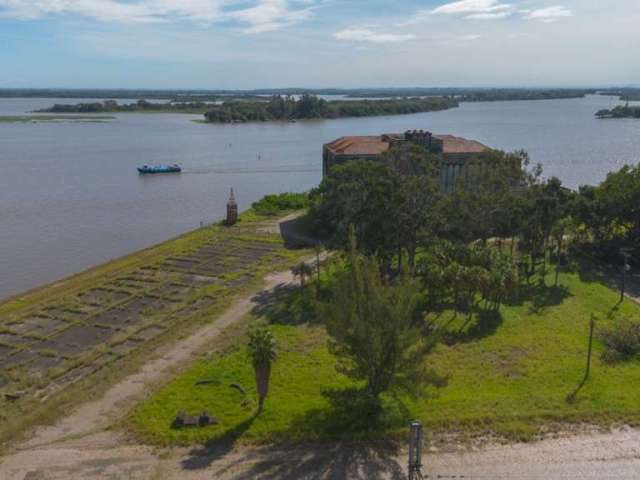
[252,192,310,216]
[599,319,640,363]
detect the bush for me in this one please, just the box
[599,319,640,363]
[252,192,310,216]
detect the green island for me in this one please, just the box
[0,115,115,123]
[596,104,640,119]
[202,95,459,123]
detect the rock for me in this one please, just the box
[172,411,217,429]
[5,390,25,402]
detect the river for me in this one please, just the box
[0,94,638,300]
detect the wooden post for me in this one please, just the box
[585,316,595,381]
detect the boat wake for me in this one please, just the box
[182,167,321,175]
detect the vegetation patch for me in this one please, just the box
[252,192,311,216]
[131,271,640,446]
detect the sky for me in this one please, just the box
[0,0,638,89]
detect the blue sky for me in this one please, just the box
[0,0,638,89]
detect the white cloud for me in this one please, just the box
[465,11,511,20]
[229,0,314,34]
[0,0,315,31]
[524,5,573,22]
[431,0,513,16]
[333,28,416,44]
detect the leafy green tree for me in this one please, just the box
[311,160,400,268]
[248,326,278,413]
[324,231,438,400]
[384,143,443,274]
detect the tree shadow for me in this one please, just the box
[190,387,408,479]
[213,440,406,480]
[575,256,640,301]
[250,284,317,326]
[440,307,504,345]
[526,284,572,314]
[181,413,258,471]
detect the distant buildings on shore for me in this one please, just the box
[323,130,492,192]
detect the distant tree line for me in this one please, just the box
[203,94,458,123]
[458,89,592,102]
[599,89,640,102]
[346,88,595,101]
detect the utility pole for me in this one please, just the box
[408,421,424,480]
[585,315,595,381]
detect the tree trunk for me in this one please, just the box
[408,245,416,277]
[255,363,271,413]
[555,237,563,287]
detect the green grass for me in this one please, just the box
[131,324,352,445]
[131,271,640,446]
[0,115,115,123]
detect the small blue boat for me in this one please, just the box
[137,164,182,174]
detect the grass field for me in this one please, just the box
[131,270,640,446]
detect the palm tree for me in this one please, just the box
[291,262,314,287]
[248,326,277,413]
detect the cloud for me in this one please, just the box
[0,0,315,31]
[228,0,315,34]
[333,28,416,44]
[431,0,513,16]
[524,5,573,22]
[465,11,511,20]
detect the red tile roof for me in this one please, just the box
[435,135,488,154]
[325,133,488,156]
[325,136,391,156]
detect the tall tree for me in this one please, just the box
[311,160,400,268]
[324,230,438,400]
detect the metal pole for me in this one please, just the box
[408,421,424,480]
[585,316,595,381]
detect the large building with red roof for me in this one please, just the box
[323,130,491,192]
